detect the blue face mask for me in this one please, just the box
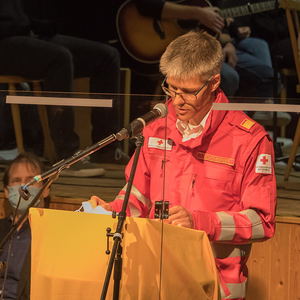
[7,185,42,213]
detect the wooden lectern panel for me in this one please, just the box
[29,208,218,300]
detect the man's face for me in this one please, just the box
[166,75,220,125]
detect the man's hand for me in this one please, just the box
[196,6,224,33]
[162,2,224,34]
[223,42,238,68]
[164,205,194,228]
[89,195,113,211]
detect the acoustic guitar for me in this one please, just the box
[116,0,276,64]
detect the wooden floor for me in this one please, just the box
[0,160,299,216]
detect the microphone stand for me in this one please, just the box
[100,134,144,300]
[18,126,134,189]
[0,129,130,250]
[22,134,119,188]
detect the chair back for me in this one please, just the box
[281,0,300,92]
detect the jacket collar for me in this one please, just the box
[166,88,229,148]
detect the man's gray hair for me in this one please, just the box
[160,30,223,81]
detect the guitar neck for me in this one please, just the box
[220,1,276,18]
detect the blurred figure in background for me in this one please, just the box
[0,153,49,300]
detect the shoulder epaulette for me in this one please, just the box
[238,118,256,131]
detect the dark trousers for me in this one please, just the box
[0,34,120,158]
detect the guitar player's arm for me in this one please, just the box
[134,0,224,33]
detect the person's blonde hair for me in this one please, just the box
[160,30,223,81]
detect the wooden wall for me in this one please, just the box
[49,196,83,211]
[247,216,300,300]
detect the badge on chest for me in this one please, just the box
[148,137,173,150]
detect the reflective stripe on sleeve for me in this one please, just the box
[128,204,141,217]
[216,212,235,241]
[114,194,142,217]
[220,281,246,299]
[240,209,265,240]
[120,183,151,208]
[115,183,151,217]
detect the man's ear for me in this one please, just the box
[210,74,221,92]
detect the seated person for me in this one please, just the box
[213,0,275,102]
[131,0,239,97]
[0,0,124,171]
[0,152,49,300]
[219,0,292,138]
[132,0,275,100]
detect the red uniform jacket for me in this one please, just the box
[110,90,277,299]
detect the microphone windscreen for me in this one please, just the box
[154,103,168,118]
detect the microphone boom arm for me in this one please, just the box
[20,103,167,191]
[21,134,118,192]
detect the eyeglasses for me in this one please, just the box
[161,77,210,103]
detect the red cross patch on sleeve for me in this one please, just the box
[255,154,272,174]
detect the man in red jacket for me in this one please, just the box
[92,31,277,300]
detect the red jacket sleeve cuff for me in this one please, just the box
[192,211,216,240]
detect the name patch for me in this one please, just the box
[148,137,173,150]
[195,152,235,166]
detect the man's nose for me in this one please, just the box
[172,93,185,106]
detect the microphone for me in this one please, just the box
[19,186,30,200]
[116,103,168,140]
[19,174,43,200]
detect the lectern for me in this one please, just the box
[29,208,219,299]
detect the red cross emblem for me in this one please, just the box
[157,140,163,145]
[260,155,269,165]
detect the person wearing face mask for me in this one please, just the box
[91,31,277,300]
[0,152,49,300]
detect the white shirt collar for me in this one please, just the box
[176,110,211,142]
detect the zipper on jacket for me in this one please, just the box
[161,158,169,170]
[191,175,196,198]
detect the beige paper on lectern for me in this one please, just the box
[29,208,219,300]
